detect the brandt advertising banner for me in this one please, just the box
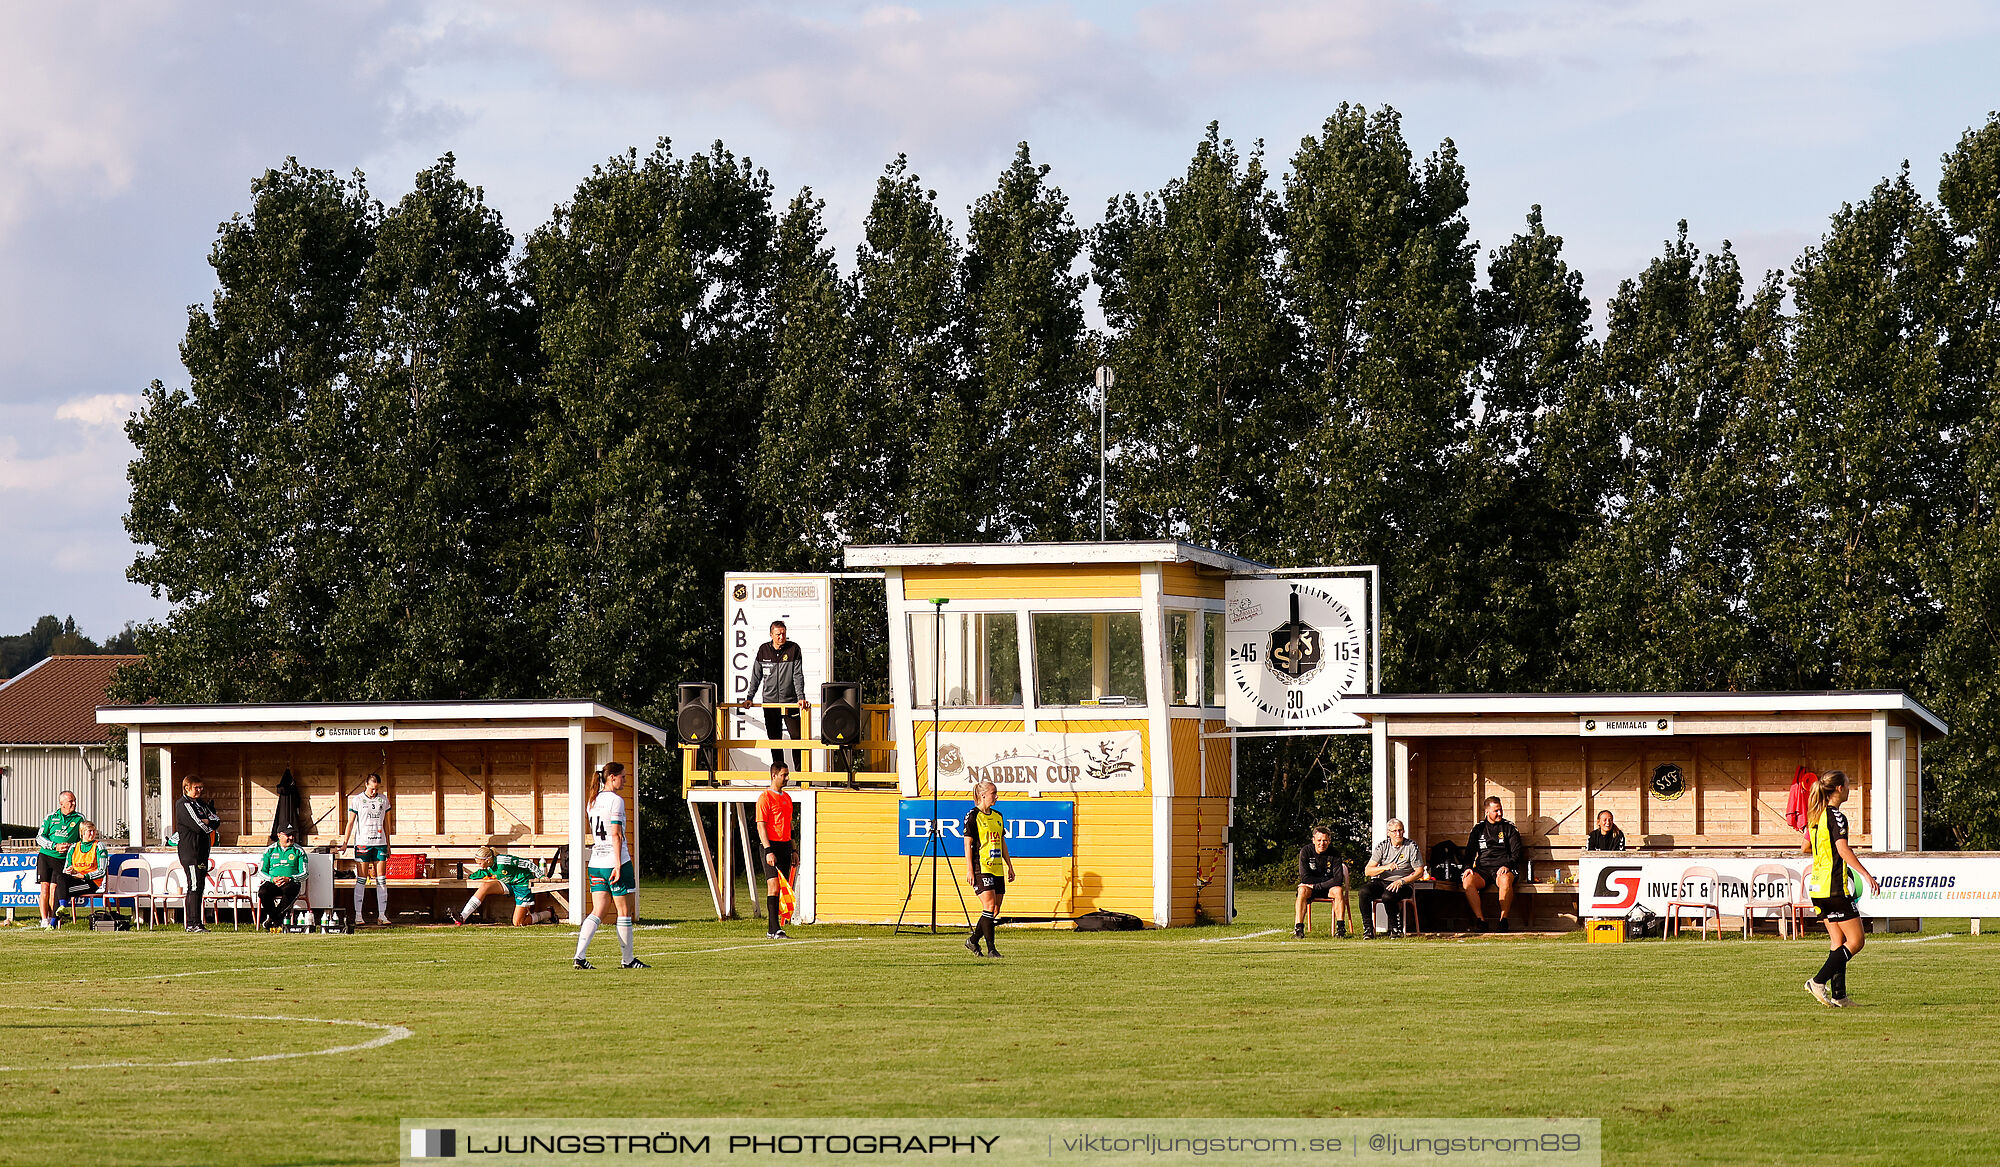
[1579,854,2000,919]
[898,799,1075,858]
[723,573,832,772]
[931,731,1146,794]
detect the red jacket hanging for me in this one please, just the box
[1785,766,1816,831]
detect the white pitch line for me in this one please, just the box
[637,937,878,957]
[1896,933,1957,943]
[0,962,327,989]
[0,1004,412,1072]
[1198,928,1287,943]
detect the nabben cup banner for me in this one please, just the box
[1579,854,2000,919]
[932,731,1145,794]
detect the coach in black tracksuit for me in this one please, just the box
[176,775,222,933]
[745,621,809,770]
[1461,796,1525,932]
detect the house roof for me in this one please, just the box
[95,698,672,746]
[844,541,1273,573]
[0,655,142,745]
[1342,690,1948,736]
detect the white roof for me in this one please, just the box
[844,541,1270,573]
[97,699,672,745]
[1344,691,1947,736]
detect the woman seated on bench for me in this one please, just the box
[60,821,109,919]
[452,846,553,926]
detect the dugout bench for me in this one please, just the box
[333,837,572,923]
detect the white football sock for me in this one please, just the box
[353,879,365,916]
[575,914,600,959]
[374,878,388,921]
[460,893,483,919]
[617,916,634,962]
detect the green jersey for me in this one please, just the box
[470,853,538,891]
[260,844,307,880]
[37,810,83,859]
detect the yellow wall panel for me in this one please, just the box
[903,564,1140,600]
[1160,562,1225,599]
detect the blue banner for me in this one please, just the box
[1,852,39,906]
[898,799,1074,858]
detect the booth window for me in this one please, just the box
[908,612,1021,707]
[1168,610,1200,706]
[1033,612,1146,706]
[1204,611,1225,706]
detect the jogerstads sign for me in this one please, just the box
[932,731,1145,794]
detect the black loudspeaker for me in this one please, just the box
[676,682,719,746]
[819,682,863,746]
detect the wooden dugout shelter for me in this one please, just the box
[98,700,670,923]
[1343,692,1946,918]
[685,542,1249,928]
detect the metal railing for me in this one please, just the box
[680,702,898,792]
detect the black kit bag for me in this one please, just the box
[1428,840,1464,883]
[89,909,132,932]
[1073,910,1144,932]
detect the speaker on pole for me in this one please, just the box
[677,682,719,784]
[820,682,862,787]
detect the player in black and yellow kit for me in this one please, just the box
[962,780,1015,959]
[1803,770,1879,1007]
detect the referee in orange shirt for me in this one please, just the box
[756,763,797,939]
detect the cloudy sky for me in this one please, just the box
[4,0,1997,639]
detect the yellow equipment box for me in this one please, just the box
[1587,920,1626,944]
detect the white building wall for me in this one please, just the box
[1,747,144,842]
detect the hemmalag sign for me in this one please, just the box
[1223,572,1376,730]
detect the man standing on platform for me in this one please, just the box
[744,621,809,771]
[36,790,83,929]
[1360,819,1426,939]
[756,763,797,939]
[1462,796,1525,932]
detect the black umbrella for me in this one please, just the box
[269,768,310,843]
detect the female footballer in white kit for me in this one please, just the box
[574,762,646,969]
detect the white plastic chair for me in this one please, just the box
[1665,865,1723,939]
[1741,863,1802,939]
[208,861,259,930]
[99,856,155,929]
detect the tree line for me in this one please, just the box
[0,616,138,680]
[116,106,2000,868]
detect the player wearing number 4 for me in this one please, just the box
[575,762,646,969]
[963,780,1015,958]
[342,772,392,926]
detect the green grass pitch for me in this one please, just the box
[0,882,1994,1166]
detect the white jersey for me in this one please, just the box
[588,791,629,868]
[347,791,391,846]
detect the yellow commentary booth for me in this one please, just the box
[684,543,1255,928]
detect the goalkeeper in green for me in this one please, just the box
[452,846,551,926]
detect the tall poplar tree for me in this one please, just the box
[521,140,777,717]
[119,161,379,704]
[962,144,1095,541]
[1092,124,1290,548]
[851,157,970,543]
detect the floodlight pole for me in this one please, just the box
[1095,365,1113,541]
[930,596,947,933]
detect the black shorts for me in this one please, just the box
[974,872,1007,897]
[36,853,64,884]
[62,876,99,899]
[764,841,794,878]
[1470,865,1512,885]
[1812,895,1859,923]
[1301,879,1343,899]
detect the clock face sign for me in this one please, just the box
[1224,575,1372,728]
